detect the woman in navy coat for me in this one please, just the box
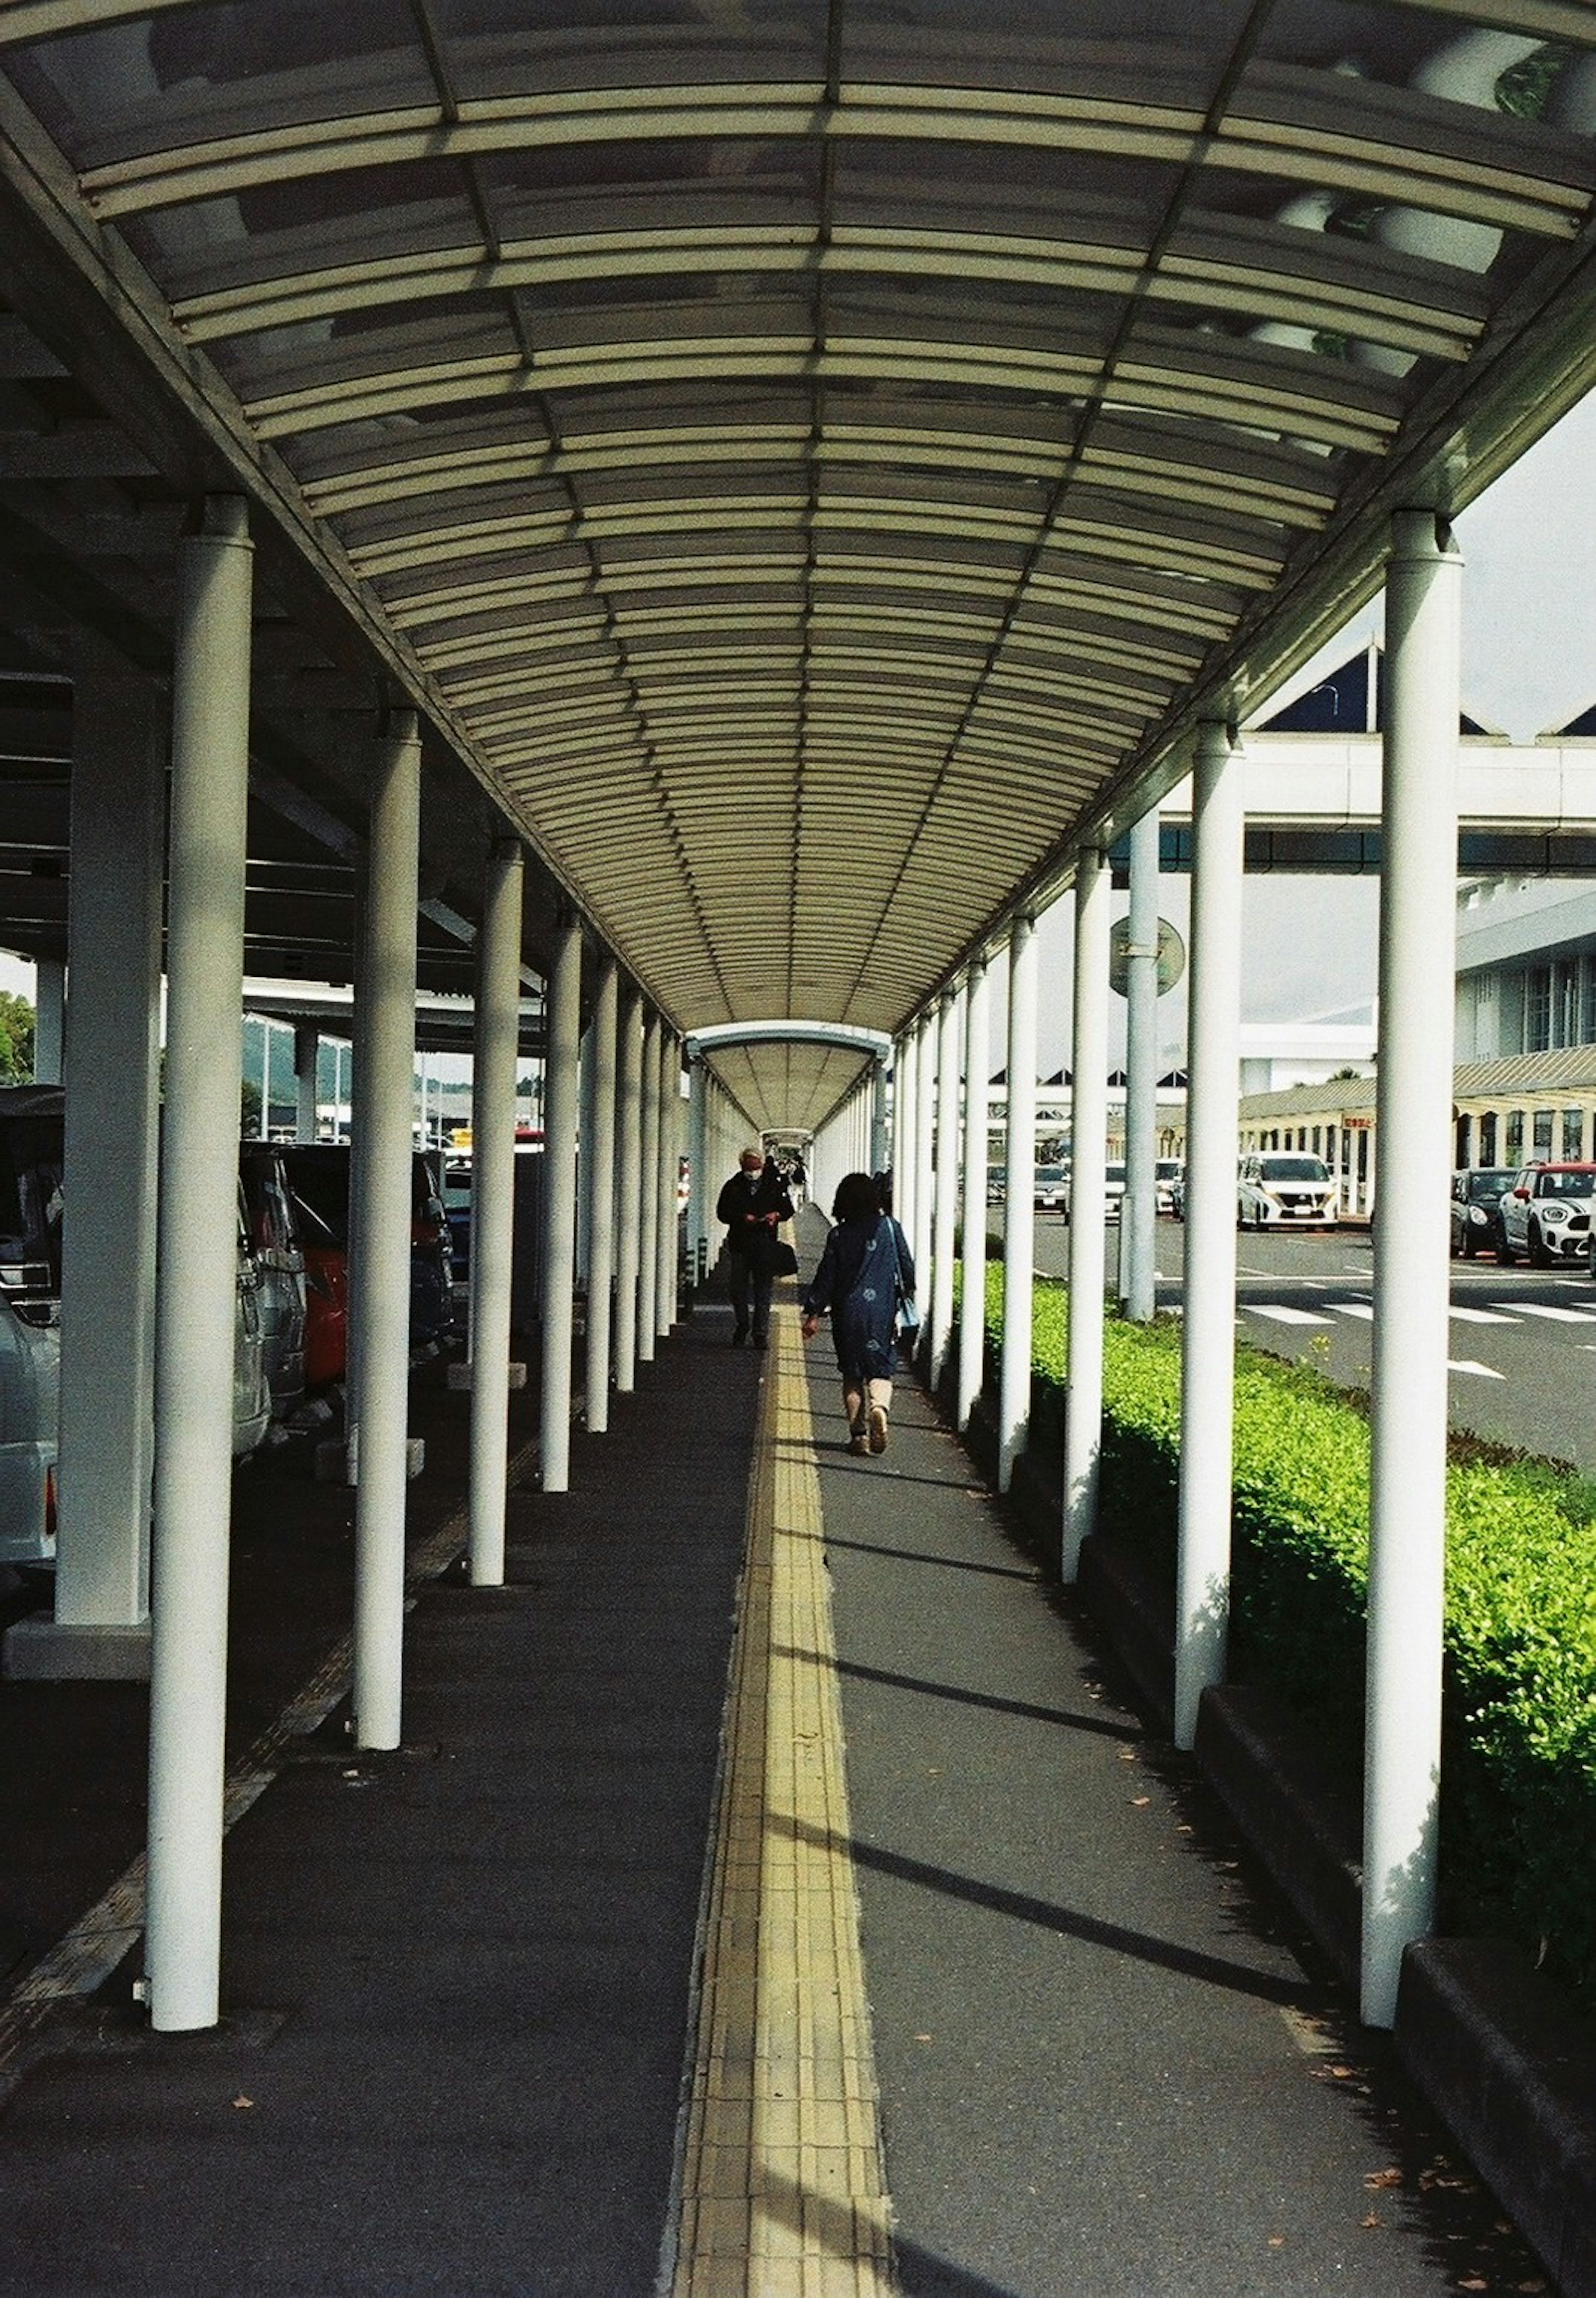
[800,1170,916,1456]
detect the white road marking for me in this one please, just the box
[1327,1302,1374,1321]
[1238,1263,1274,1278]
[1448,1304,1517,1324]
[1490,1301,1596,1324]
[1247,1304,1334,1327]
[1449,1360,1506,1380]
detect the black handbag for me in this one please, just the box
[771,1239,799,1278]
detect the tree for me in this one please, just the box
[0,992,35,1083]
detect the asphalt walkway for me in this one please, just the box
[0,1229,1550,2296]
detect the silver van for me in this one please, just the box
[0,1086,63,1570]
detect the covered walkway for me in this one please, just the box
[0,1253,1545,2296]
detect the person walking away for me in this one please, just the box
[715,1148,794,1350]
[800,1170,916,1455]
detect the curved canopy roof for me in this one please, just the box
[1,2,1595,1131]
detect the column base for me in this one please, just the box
[445,1361,527,1392]
[315,1436,426,1485]
[2,1616,153,1681]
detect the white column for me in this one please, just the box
[958,958,990,1431]
[999,916,1037,1493]
[350,715,422,1755]
[687,1052,708,1292]
[1175,722,1246,1751]
[913,1010,936,1289]
[468,839,522,1583]
[1362,510,1464,2029]
[584,957,619,1433]
[33,956,64,1083]
[871,1061,889,1175]
[655,1032,679,1338]
[47,652,163,1652]
[638,1012,661,1361]
[930,988,962,1386]
[145,499,252,2033]
[614,988,644,1392]
[1122,807,1160,1323]
[540,913,583,1492]
[895,1028,918,1240]
[1063,849,1110,1580]
[293,1025,319,1143]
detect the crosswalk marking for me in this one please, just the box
[1448,1304,1517,1324]
[1246,1304,1334,1327]
[1490,1301,1596,1324]
[1327,1302,1374,1321]
[1449,1360,1505,1380]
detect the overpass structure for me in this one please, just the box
[0,0,1594,2070]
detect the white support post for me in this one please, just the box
[145,499,252,2032]
[1063,850,1110,1581]
[540,914,583,1492]
[655,1032,679,1338]
[999,916,1037,1494]
[1175,721,1246,1751]
[33,956,64,1083]
[958,958,990,1432]
[638,1012,661,1361]
[687,1051,707,1291]
[293,1025,320,1143]
[468,840,522,1582]
[894,1028,918,1239]
[614,990,644,1390]
[350,715,422,1754]
[913,1010,936,1289]
[1122,807,1160,1323]
[870,1060,889,1177]
[19,650,162,1677]
[1362,509,1464,2030]
[930,988,962,1386]
[584,957,620,1432]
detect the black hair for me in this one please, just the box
[831,1170,882,1224]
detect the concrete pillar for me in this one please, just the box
[33,956,64,1084]
[614,988,644,1392]
[15,650,162,1677]
[1122,807,1160,1323]
[468,840,522,1583]
[1362,510,1464,2030]
[655,1031,678,1338]
[871,1059,889,1176]
[638,1012,661,1361]
[293,1025,319,1143]
[895,1027,918,1237]
[958,958,990,1432]
[913,1009,936,1289]
[930,988,962,1387]
[687,1052,708,1292]
[350,714,422,1755]
[999,916,1037,1493]
[144,498,252,2033]
[1063,850,1110,1581]
[584,957,619,1432]
[540,914,583,1492]
[1175,722,1246,1751]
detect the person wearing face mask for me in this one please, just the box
[715,1147,795,1350]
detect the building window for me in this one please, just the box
[1526,967,1552,1052]
[1534,1108,1554,1157]
[1559,961,1580,1049]
[1582,957,1596,1047]
[1456,1114,1472,1166]
[1506,1110,1524,1162]
[1480,1110,1497,1164]
[1565,1108,1586,1161]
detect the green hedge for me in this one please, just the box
[983,1264,1596,2006]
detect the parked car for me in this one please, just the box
[1450,1166,1517,1259]
[277,1144,456,1389]
[442,1155,472,1282]
[1155,1159,1183,1213]
[1059,1163,1126,1221]
[232,1202,273,1460]
[1237,1153,1338,1229]
[1033,1163,1069,1212]
[1496,1162,1596,1266]
[0,1086,62,1569]
[239,1143,307,1419]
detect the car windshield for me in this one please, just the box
[1465,1169,1516,1201]
[1106,1165,1126,1184]
[1034,1166,1066,1184]
[0,1105,64,1283]
[1535,1169,1596,1199]
[1260,1158,1329,1182]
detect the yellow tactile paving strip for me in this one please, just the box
[671,1305,898,2298]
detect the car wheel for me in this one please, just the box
[1461,1225,1478,1259]
[1529,1220,1554,1269]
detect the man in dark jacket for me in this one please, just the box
[715,1149,794,1350]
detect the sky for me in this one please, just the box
[6,393,1594,1079]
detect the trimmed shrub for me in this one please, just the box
[982,1264,1596,2006]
